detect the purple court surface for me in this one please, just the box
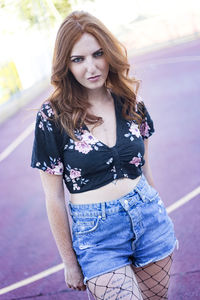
[0,38,199,299]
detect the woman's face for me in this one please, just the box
[69,33,109,92]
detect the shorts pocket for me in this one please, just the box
[72,215,101,235]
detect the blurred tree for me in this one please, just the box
[0,0,71,28]
[53,0,72,19]
[0,0,94,28]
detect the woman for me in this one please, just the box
[31,11,178,300]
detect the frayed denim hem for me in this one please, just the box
[84,261,132,285]
[133,238,179,268]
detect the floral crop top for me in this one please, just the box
[31,93,155,193]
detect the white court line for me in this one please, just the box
[0,122,35,162]
[0,264,64,295]
[166,186,200,214]
[0,185,199,295]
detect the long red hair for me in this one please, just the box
[46,10,144,139]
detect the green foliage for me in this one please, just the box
[53,0,71,19]
[0,0,72,28]
[0,0,95,29]
[0,1,6,9]
[19,0,41,26]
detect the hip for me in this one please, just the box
[68,173,174,243]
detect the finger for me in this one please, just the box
[78,284,86,291]
[67,284,72,289]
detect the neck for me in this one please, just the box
[87,87,111,106]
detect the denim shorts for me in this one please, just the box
[68,174,178,285]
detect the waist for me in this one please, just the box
[69,175,142,204]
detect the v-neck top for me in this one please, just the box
[31,93,155,193]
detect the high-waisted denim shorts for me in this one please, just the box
[68,174,178,285]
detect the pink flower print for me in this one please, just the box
[45,167,54,174]
[140,121,150,137]
[129,122,141,138]
[81,130,98,145]
[51,161,64,175]
[75,140,92,154]
[45,161,64,175]
[70,169,81,180]
[129,156,141,167]
[40,110,48,121]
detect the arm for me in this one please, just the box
[39,170,86,290]
[39,170,76,264]
[142,138,156,189]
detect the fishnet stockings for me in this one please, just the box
[87,265,143,300]
[86,254,173,300]
[132,254,173,299]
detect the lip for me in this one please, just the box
[87,75,101,81]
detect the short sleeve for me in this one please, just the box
[137,98,155,139]
[31,102,64,175]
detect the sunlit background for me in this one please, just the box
[0,0,199,122]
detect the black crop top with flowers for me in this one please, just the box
[31,93,155,193]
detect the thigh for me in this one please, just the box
[87,265,143,300]
[130,182,177,268]
[131,253,174,300]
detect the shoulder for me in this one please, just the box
[135,95,145,113]
[36,101,60,133]
[113,92,143,111]
[136,96,155,139]
[38,101,55,121]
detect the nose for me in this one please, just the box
[85,57,96,74]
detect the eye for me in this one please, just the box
[94,50,104,57]
[71,57,83,63]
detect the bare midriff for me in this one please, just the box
[70,175,141,204]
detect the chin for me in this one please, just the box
[86,80,106,90]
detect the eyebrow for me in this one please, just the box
[70,48,103,58]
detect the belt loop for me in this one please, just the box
[134,187,146,202]
[101,202,106,220]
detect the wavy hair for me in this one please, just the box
[46,10,144,139]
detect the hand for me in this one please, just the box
[64,262,86,291]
